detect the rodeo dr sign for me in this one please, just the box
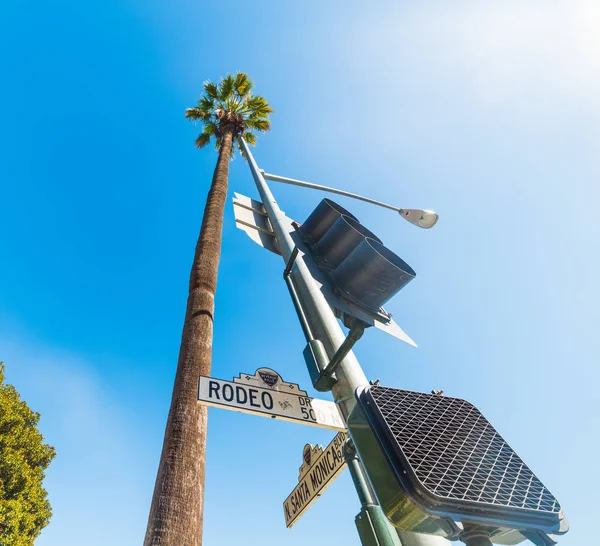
[198,368,346,431]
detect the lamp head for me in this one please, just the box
[399,209,439,229]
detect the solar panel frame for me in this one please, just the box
[357,385,566,535]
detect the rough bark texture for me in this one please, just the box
[144,129,234,546]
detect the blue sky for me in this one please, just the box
[1,1,598,545]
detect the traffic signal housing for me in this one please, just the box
[298,198,416,316]
[293,198,420,390]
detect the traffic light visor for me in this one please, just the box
[332,238,416,311]
[300,198,358,244]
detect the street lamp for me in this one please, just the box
[261,171,439,229]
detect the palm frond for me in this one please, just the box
[253,103,274,117]
[203,81,218,100]
[244,118,271,132]
[202,121,219,136]
[185,107,203,120]
[224,96,242,114]
[195,133,211,149]
[242,131,257,146]
[199,96,215,113]
[241,95,272,114]
[234,72,253,97]
[185,107,213,123]
[245,109,272,122]
[219,74,235,100]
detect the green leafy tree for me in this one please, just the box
[144,72,272,546]
[0,362,55,546]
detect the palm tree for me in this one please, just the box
[145,72,272,546]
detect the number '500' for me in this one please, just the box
[299,397,325,421]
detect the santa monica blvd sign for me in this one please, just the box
[283,431,349,528]
[197,368,346,432]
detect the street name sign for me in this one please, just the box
[283,431,349,528]
[198,368,346,431]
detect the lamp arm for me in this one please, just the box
[261,171,400,212]
[261,171,439,229]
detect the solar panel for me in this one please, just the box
[350,385,568,539]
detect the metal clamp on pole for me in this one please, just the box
[314,318,366,391]
[283,246,299,278]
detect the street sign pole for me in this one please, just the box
[460,526,493,546]
[240,138,450,546]
[344,440,400,546]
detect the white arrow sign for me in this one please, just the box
[283,431,349,528]
[197,368,346,432]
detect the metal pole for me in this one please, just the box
[241,138,367,417]
[460,525,493,546]
[344,440,401,546]
[241,139,450,546]
[344,441,375,507]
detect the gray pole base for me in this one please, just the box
[355,505,402,546]
[460,525,493,546]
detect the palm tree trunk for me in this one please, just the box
[144,129,234,546]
